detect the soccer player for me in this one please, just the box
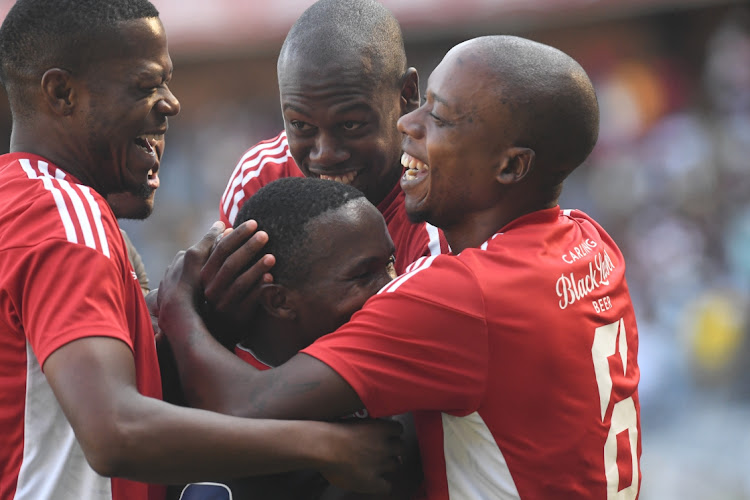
[176,177,420,499]
[161,35,642,499]
[217,0,446,281]
[0,1,404,499]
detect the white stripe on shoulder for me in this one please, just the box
[479,233,502,251]
[562,209,573,216]
[40,162,97,250]
[20,159,111,258]
[19,159,78,244]
[380,255,438,294]
[425,223,442,256]
[221,134,288,214]
[79,185,110,258]
[220,132,287,206]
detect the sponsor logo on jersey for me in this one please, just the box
[556,249,615,310]
[561,238,598,264]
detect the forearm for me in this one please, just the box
[45,336,398,493]
[159,299,261,415]
[104,394,339,484]
[160,299,364,420]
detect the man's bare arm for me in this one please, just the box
[43,333,402,490]
[158,222,366,421]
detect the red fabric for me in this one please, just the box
[303,207,642,499]
[0,153,163,500]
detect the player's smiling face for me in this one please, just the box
[397,44,511,229]
[106,135,165,220]
[289,198,396,347]
[73,17,179,197]
[279,55,405,205]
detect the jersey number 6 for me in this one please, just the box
[592,318,639,500]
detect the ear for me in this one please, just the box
[258,283,297,321]
[400,67,420,114]
[41,68,76,116]
[496,147,535,185]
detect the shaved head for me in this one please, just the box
[456,36,599,182]
[278,0,407,89]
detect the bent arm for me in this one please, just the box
[43,335,397,487]
[161,297,364,420]
[158,222,365,420]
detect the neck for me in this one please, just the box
[442,193,559,254]
[10,123,104,193]
[368,164,402,207]
[239,315,299,367]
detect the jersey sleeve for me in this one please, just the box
[302,256,489,418]
[218,132,303,227]
[19,239,133,368]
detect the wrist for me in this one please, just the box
[158,294,202,338]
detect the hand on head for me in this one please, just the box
[156,220,275,346]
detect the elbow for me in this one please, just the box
[76,417,142,478]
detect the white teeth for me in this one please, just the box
[401,152,429,172]
[319,171,357,185]
[147,169,154,177]
[404,170,418,181]
[135,135,155,156]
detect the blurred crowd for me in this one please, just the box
[557,9,750,498]
[111,5,749,499]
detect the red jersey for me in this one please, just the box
[0,153,163,500]
[219,131,447,275]
[234,344,273,371]
[303,207,642,500]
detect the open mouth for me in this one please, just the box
[317,171,358,185]
[134,135,157,157]
[134,134,163,189]
[401,152,429,181]
[146,168,159,189]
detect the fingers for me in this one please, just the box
[212,254,275,314]
[193,221,226,260]
[201,220,274,308]
[180,222,224,277]
[201,220,258,288]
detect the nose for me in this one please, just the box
[397,108,424,139]
[309,133,349,167]
[157,87,181,117]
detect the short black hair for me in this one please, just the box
[0,0,159,110]
[234,177,366,286]
[278,0,407,89]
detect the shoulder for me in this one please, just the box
[379,254,486,318]
[220,131,303,225]
[0,154,120,258]
[232,131,296,177]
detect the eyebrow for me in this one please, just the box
[134,64,173,81]
[331,102,374,115]
[282,103,309,115]
[431,92,451,107]
[350,253,391,271]
[282,102,374,116]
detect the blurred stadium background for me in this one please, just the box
[1,0,749,497]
